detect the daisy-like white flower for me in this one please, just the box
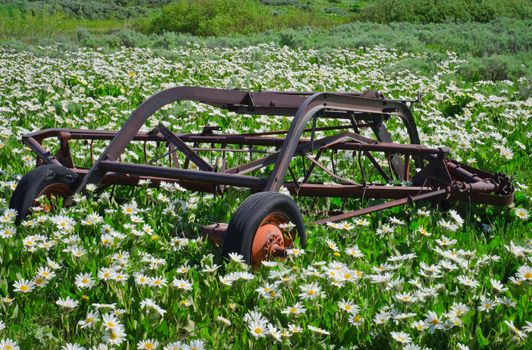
[490,278,508,293]
[149,276,167,288]
[338,299,359,314]
[188,340,205,350]
[103,324,127,345]
[374,311,391,325]
[56,296,79,309]
[325,239,339,252]
[449,303,470,318]
[102,313,121,330]
[228,253,245,264]
[299,282,324,300]
[0,338,19,350]
[391,331,412,344]
[61,343,85,350]
[516,265,532,282]
[121,201,138,215]
[172,278,193,291]
[137,339,159,350]
[163,341,186,350]
[504,320,526,340]
[281,302,306,316]
[348,313,364,326]
[78,310,99,329]
[217,316,231,326]
[418,226,431,236]
[411,320,426,331]
[13,279,36,293]
[286,248,304,257]
[307,325,330,335]
[499,147,513,160]
[256,283,279,299]
[75,273,95,289]
[424,311,444,333]
[457,275,479,289]
[345,245,364,257]
[514,208,528,220]
[140,298,166,316]
[395,292,416,304]
[247,316,269,338]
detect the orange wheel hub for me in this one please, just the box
[251,212,293,266]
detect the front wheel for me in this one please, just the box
[222,191,306,266]
[9,164,80,223]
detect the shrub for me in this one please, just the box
[148,0,343,36]
[359,0,532,24]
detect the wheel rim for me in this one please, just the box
[251,212,295,266]
[33,183,72,213]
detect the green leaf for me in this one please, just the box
[476,327,489,348]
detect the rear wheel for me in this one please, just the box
[9,164,80,223]
[222,191,306,266]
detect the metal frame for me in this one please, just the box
[21,86,514,224]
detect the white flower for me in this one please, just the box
[188,339,205,350]
[281,302,306,316]
[307,325,330,335]
[348,313,364,326]
[391,331,412,344]
[299,282,324,300]
[0,339,20,350]
[75,273,95,289]
[490,278,508,293]
[514,208,528,220]
[338,299,359,314]
[78,311,99,329]
[216,316,231,326]
[13,279,35,293]
[137,339,159,350]
[457,275,479,289]
[56,296,79,309]
[499,147,513,160]
[505,320,526,340]
[424,311,444,333]
[172,278,193,291]
[140,298,166,316]
[228,252,245,264]
[516,265,532,282]
[247,316,269,338]
[102,313,121,330]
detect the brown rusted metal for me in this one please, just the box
[14,86,513,229]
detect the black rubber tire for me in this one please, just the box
[9,164,80,224]
[222,191,306,265]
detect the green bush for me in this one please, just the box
[148,0,343,36]
[359,0,532,24]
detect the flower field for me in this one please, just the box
[0,44,530,349]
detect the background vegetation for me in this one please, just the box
[0,0,531,81]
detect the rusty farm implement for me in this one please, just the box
[10,87,514,265]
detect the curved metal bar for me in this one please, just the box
[76,86,249,192]
[76,86,419,193]
[264,92,420,191]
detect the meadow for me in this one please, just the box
[0,42,530,349]
[0,0,531,349]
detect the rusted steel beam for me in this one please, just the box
[314,188,449,224]
[98,160,266,188]
[153,124,213,171]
